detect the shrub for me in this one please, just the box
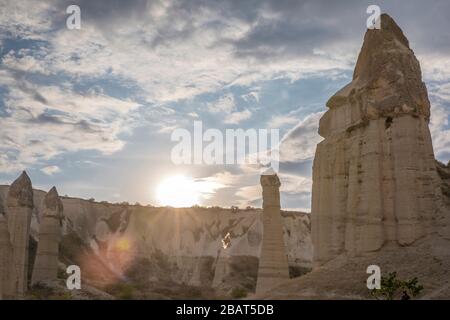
[370,272,424,300]
[105,282,137,300]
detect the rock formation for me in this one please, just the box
[6,171,34,296]
[212,233,232,288]
[0,196,14,299]
[311,14,441,266]
[31,187,63,286]
[437,161,450,205]
[256,173,289,294]
[0,182,312,295]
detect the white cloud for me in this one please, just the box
[268,114,300,128]
[279,173,312,194]
[279,111,324,162]
[0,71,140,173]
[201,171,242,186]
[224,109,252,124]
[41,165,61,175]
[428,81,450,162]
[429,82,450,102]
[187,112,199,118]
[0,0,55,41]
[235,184,261,207]
[420,54,450,83]
[241,90,260,103]
[430,103,450,161]
[208,94,236,113]
[0,0,358,173]
[1,0,358,104]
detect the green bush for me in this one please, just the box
[105,282,137,300]
[370,272,424,300]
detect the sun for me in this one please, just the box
[156,175,200,207]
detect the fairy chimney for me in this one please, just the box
[31,187,63,286]
[256,173,289,294]
[0,197,15,299]
[6,171,34,296]
[311,14,441,266]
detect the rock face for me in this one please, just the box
[0,185,313,293]
[211,234,231,288]
[6,171,34,296]
[0,196,14,299]
[437,161,450,204]
[31,187,63,285]
[255,174,290,295]
[311,14,441,266]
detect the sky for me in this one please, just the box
[0,0,449,211]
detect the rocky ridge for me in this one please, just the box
[0,185,312,295]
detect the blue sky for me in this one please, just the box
[1,0,450,211]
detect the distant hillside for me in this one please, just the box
[0,185,312,298]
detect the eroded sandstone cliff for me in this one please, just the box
[257,14,450,300]
[0,185,312,294]
[312,14,443,266]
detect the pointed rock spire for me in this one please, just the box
[6,171,34,297]
[322,13,431,140]
[7,171,33,208]
[353,13,410,80]
[31,186,64,286]
[312,14,439,266]
[43,186,63,215]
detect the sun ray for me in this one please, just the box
[156,175,200,207]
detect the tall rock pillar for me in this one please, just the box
[256,173,289,295]
[0,197,15,299]
[311,14,440,266]
[32,187,63,286]
[6,171,34,297]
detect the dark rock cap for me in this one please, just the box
[7,171,34,208]
[260,173,281,187]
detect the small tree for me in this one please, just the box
[370,272,424,300]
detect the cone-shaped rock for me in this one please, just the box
[43,187,64,216]
[31,187,63,286]
[256,174,289,294]
[312,14,440,266]
[6,171,34,296]
[6,171,33,208]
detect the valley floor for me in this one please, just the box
[255,236,450,300]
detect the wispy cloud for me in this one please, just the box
[279,111,324,163]
[1,0,449,209]
[41,165,61,175]
[224,109,252,124]
[208,94,236,113]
